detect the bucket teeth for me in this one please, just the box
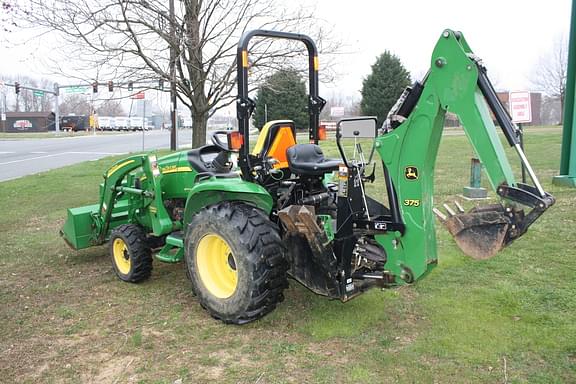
[442,203,456,216]
[433,207,447,221]
[434,201,464,221]
[454,200,465,213]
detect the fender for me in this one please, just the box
[183,176,273,226]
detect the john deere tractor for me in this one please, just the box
[61,29,554,324]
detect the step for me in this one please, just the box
[165,231,183,248]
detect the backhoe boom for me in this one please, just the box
[375,29,554,281]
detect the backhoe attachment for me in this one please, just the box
[377,29,554,267]
[430,40,556,259]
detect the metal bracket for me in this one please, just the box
[236,96,255,120]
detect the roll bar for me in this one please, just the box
[235,30,325,180]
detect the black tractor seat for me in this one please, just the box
[187,145,232,174]
[286,144,340,176]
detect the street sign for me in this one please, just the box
[330,106,345,117]
[66,86,89,94]
[132,91,145,99]
[33,90,44,97]
[508,91,532,123]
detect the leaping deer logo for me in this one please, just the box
[405,166,418,180]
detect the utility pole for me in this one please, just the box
[169,0,177,150]
[142,99,146,151]
[1,89,6,133]
[54,83,60,133]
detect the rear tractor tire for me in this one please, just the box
[185,202,288,324]
[109,224,153,283]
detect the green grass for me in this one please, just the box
[0,129,575,383]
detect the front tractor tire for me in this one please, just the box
[109,224,153,283]
[185,202,288,324]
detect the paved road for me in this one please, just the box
[0,130,187,182]
[0,126,561,183]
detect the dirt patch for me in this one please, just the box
[82,353,138,383]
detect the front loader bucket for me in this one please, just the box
[435,204,512,260]
[60,204,100,250]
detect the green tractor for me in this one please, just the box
[61,29,554,324]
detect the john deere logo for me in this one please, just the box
[405,166,418,180]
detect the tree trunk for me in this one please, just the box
[186,0,209,149]
[191,108,208,148]
[560,94,564,125]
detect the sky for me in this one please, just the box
[311,0,572,97]
[0,0,572,104]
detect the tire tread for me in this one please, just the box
[186,202,288,324]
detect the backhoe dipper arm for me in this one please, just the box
[374,29,554,283]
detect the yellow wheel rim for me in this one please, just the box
[113,238,131,275]
[196,234,238,299]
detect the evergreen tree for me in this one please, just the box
[253,70,308,130]
[360,51,411,125]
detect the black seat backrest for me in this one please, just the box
[187,145,231,173]
[286,144,340,176]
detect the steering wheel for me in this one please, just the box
[209,130,234,151]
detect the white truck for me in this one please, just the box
[129,117,150,131]
[181,116,193,129]
[114,117,129,131]
[98,116,114,131]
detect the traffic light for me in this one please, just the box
[14,82,20,94]
[128,81,133,91]
[92,82,98,93]
[108,81,113,92]
[158,79,164,91]
[54,82,59,96]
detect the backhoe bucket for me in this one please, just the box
[434,204,511,260]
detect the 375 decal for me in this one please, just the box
[403,199,421,207]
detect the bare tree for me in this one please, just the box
[531,36,567,124]
[1,1,28,33]
[97,99,125,116]
[59,94,91,115]
[21,0,337,147]
[541,95,562,125]
[5,75,53,112]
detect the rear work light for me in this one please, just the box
[227,131,244,150]
[318,125,327,141]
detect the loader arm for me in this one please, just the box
[95,154,172,243]
[374,29,554,283]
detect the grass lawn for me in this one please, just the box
[0,128,574,383]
